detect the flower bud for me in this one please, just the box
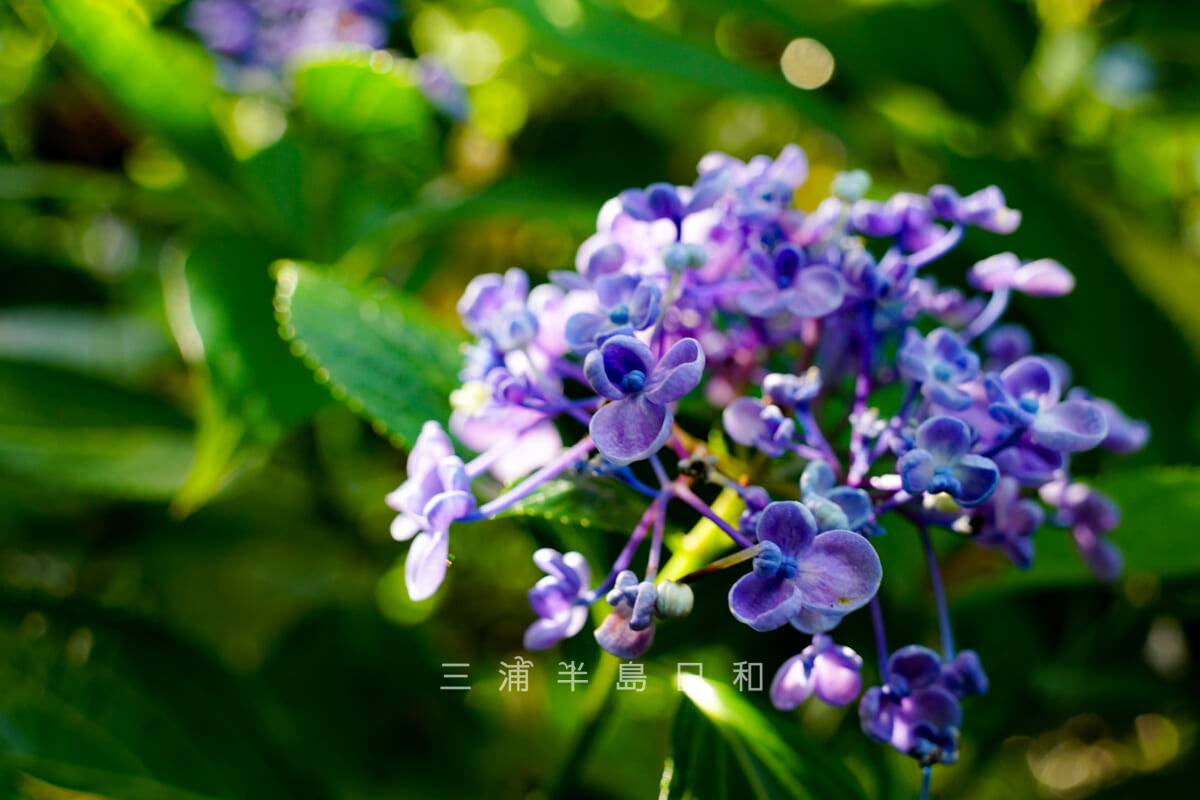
[654,580,694,619]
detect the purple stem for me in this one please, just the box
[467,436,595,519]
[847,301,875,487]
[586,492,667,602]
[907,223,963,270]
[673,484,753,548]
[646,499,668,580]
[869,595,889,675]
[962,286,1010,342]
[874,490,913,517]
[919,524,956,661]
[794,407,842,475]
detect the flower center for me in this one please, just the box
[932,363,954,382]
[1018,397,1040,414]
[620,369,647,393]
[753,540,799,580]
[609,304,631,325]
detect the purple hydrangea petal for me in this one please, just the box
[1030,400,1108,452]
[804,495,851,532]
[755,501,817,555]
[728,573,806,631]
[390,513,422,542]
[528,575,573,619]
[950,454,1000,507]
[800,460,837,497]
[524,607,588,650]
[898,448,935,494]
[644,338,705,404]
[967,253,1020,292]
[1001,357,1060,405]
[739,286,788,317]
[790,607,848,635]
[859,687,895,741]
[916,416,973,462]
[1073,527,1123,582]
[590,394,672,466]
[787,267,845,319]
[424,489,475,531]
[794,530,883,613]
[887,646,943,690]
[770,654,814,710]
[405,530,449,601]
[826,487,874,531]
[812,648,864,706]
[723,397,770,448]
[407,421,455,480]
[1013,259,1075,296]
[565,312,612,354]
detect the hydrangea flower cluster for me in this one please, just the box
[186,0,397,72]
[385,145,1147,793]
[185,0,469,119]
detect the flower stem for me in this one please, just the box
[917,766,933,800]
[673,484,753,548]
[919,524,956,661]
[962,286,1010,342]
[658,487,746,582]
[870,595,889,675]
[587,492,667,601]
[468,436,595,519]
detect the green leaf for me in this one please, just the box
[668,675,869,800]
[0,593,327,799]
[953,467,1200,599]
[0,362,193,500]
[38,0,235,183]
[166,235,330,513]
[499,476,655,536]
[506,0,842,135]
[272,261,462,447]
[293,53,435,140]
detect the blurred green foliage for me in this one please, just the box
[0,0,1198,798]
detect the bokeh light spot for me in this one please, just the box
[780,38,834,90]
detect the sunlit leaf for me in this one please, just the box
[668,675,869,800]
[272,261,461,447]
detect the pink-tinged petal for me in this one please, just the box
[1013,259,1074,297]
[787,267,845,319]
[728,573,806,631]
[1031,400,1108,452]
[951,454,1000,507]
[755,501,818,555]
[770,654,814,710]
[405,531,449,601]
[812,649,863,706]
[594,603,656,659]
[916,416,972,462]
[723,397,769,447]
[390,513,423,542]
[644,338,706,404]
[590,394,672,466]
[967,253,1020,292]
[795,530,882,613]
[489,422,563,485]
